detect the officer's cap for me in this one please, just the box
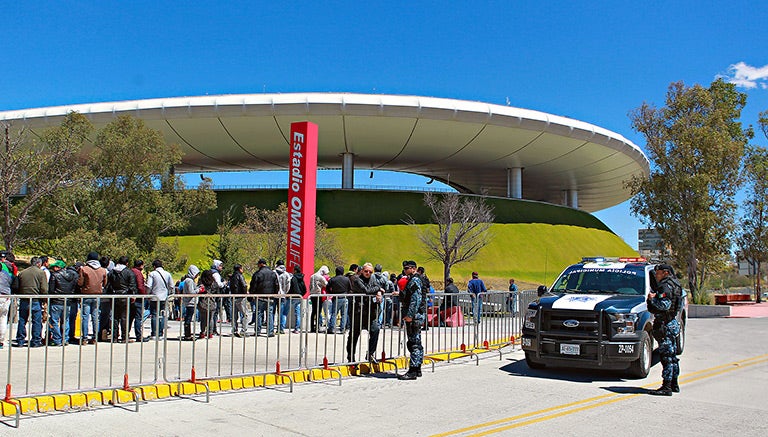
[654,264,675,274]
[402,260,416,268]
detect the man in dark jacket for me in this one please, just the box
[282,265,306,334]
[230,264,249,337]
[47,260,78,346]
[326,266,350,333]
[249,258,279,337]
[108,256,138,342]
[347,262,384,363]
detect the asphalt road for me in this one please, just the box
[8,317,768,436]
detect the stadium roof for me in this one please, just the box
[0,93,649,212]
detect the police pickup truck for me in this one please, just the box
[521,257,686,378]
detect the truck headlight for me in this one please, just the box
[524,308,537,330]
[610,312,638,334]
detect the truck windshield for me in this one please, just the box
[550,266,646,296]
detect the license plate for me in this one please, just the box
[560,343,580,355]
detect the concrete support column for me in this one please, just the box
[506,167,522,199]
[342,152,355,189]
[568,189,578,209]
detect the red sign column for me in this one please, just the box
[286,121,318,295]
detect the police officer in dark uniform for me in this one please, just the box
[647,264,682,396]
[398,260,424,380]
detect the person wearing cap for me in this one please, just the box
[47,260,78,346]
[398,260,424,380]
[229,264,249,337]
[647,264,683,396]
[0,251,17,349]
[210,260,230,329]
[249,258,279,337]
[14,257,48,347]
[467,271,488,325]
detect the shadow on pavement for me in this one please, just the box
[600,386,651,394]
[497,348,665,383]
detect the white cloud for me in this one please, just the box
[721,62,768,89]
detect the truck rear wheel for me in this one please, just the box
[525,352,546,369]
[628,331,651,379]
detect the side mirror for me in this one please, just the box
[537,285,547,297]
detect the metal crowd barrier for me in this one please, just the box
[1,290,534,427]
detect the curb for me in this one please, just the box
[1,344,512,418]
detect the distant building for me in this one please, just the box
[638,228,668,260]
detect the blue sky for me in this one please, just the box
[2,1,767,248]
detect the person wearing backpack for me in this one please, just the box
[108,256,138,342]
[145,259,174,340]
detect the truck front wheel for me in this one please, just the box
[525,352,546,369]
[628,331,651,379]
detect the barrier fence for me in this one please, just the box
[0,290,536,427]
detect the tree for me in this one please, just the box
[409,192,495,283]
[627,79,751,303]
[206,207,243,270]
[235,203,342,273]
[737,112,768,303]
[0,112,93,253]
[25,115,217,256]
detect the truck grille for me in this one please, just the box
[541,309,601,339]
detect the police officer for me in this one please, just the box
[397,260,424,380]
[647,264,682,396]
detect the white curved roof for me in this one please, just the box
[0,93,648,212]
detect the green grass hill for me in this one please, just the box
[161,222,635,289]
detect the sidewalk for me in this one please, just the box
[726,301,768,318]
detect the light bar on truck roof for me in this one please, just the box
[581,256,647,264]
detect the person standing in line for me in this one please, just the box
[326,266,350,333]
[284,265,306,333]
[107,256,138,342]
[467,271,487,325]
[309,266,329,332]
[230,264,249,337]
[14,257,48,347]
[129,260,147,342]
[0,251,18,349]
[647,264,683,396]
[209,260,228,334]
[397,260,424,380]
[372,264,394,327]
[180,265,201,341]
[77,252,107,345]
[249,258,279,337]
[145,259,174,340]
[197,269,217,338]
[507,278,519,317]
[47,260,78,346]
[274,261,292,334]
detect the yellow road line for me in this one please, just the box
[432,353,768,437]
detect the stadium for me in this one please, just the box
[0,93,649,283]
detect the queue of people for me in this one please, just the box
[0,251,441,380]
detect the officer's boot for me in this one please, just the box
[649,380,673,396]
[671,377,680,393]
[397,367,419,380]
[415,366,422,377]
